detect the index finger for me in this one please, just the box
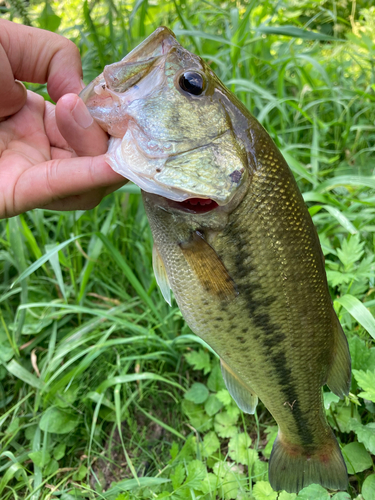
[0,20,83,103]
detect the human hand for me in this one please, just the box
[0,20,125,218]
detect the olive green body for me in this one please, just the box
[144,102,336,450]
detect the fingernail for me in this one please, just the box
[80,79,86,90]
[72,98,93,129]
[15,79,27,96]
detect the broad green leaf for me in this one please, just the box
[184,460,207,489]
[216,389,233,407]
[336,295,375,339]
[252,459,268,481]
[38,2,61,31]
[342,442,373,474]
[278,492,297,500]
[331,493,351,500]
[181,400,212,432]
[45,459,59,476]
[53,443,66,461]
[199,473,219,496]
[185,349,211,374]
[205,394,223,416]
[349,336,375,372]
[6,360,43,389]
[72,464,87,481]
[228,433,257,465]
[334,405,361,433]
[297,484,329,499]
[353,369,375,402]
[362,474,375,500]
[348,419,375,454]
[171,463,185,490]
[39,407,79,434]
[252,480,277,500]
[214,411,238,438]
[184,382,209,404]
[207,364,226,392]
[337,234,365,268]
[213,461,243,500]
[28,450,51,468]
[323,392,340,409]
[202,431,220,457]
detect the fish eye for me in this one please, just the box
[179,72,205,96]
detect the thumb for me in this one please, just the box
[0,43,27,118]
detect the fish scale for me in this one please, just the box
[81,26,351,493]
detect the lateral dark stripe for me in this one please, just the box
[223,223,314,446]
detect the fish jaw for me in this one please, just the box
[79,27,179,137]
[105,127,248,205]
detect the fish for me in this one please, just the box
[80,27,351,494]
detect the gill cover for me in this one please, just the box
[80,27,248,205]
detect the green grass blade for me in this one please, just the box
[336,295,375,340]
[6,360,43,389]
[96,372,184,393]
[97,233,161,320]
[11,234,89,288]
[256,25,343,41]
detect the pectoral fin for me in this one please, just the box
[179,231,237,301]
[152,245,171,306]
[221,360,258,414]
[326,313,351,398]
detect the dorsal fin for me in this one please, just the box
[221,360,258,414]
[152,244,171,306]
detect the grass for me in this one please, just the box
[1,0,375,499]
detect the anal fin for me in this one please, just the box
[221,360,258,414]
[152,245,171,306]
[326,313,351,398]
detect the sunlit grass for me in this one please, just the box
[1,1,375,499]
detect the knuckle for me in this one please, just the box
[44,160,60,198]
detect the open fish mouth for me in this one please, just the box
[167,198,219,214]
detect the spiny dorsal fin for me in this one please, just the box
[326,313,351,398]
[152,244,171,306]
[221,360,258,414]
[179,231,237,301]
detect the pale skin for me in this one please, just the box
[0,19,126,219]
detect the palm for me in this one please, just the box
[0,91,124,218]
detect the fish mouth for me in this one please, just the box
[167,197,219,214]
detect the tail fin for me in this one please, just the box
[268,431,348,493]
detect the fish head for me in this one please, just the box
[81,26,250,216]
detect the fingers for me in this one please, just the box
[9,155,126,217]
[0,42,27,118]
[0,19,83,102]
[55,94,109,156]
[43,181,126,211]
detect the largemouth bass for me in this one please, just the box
[80,27,351,494]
